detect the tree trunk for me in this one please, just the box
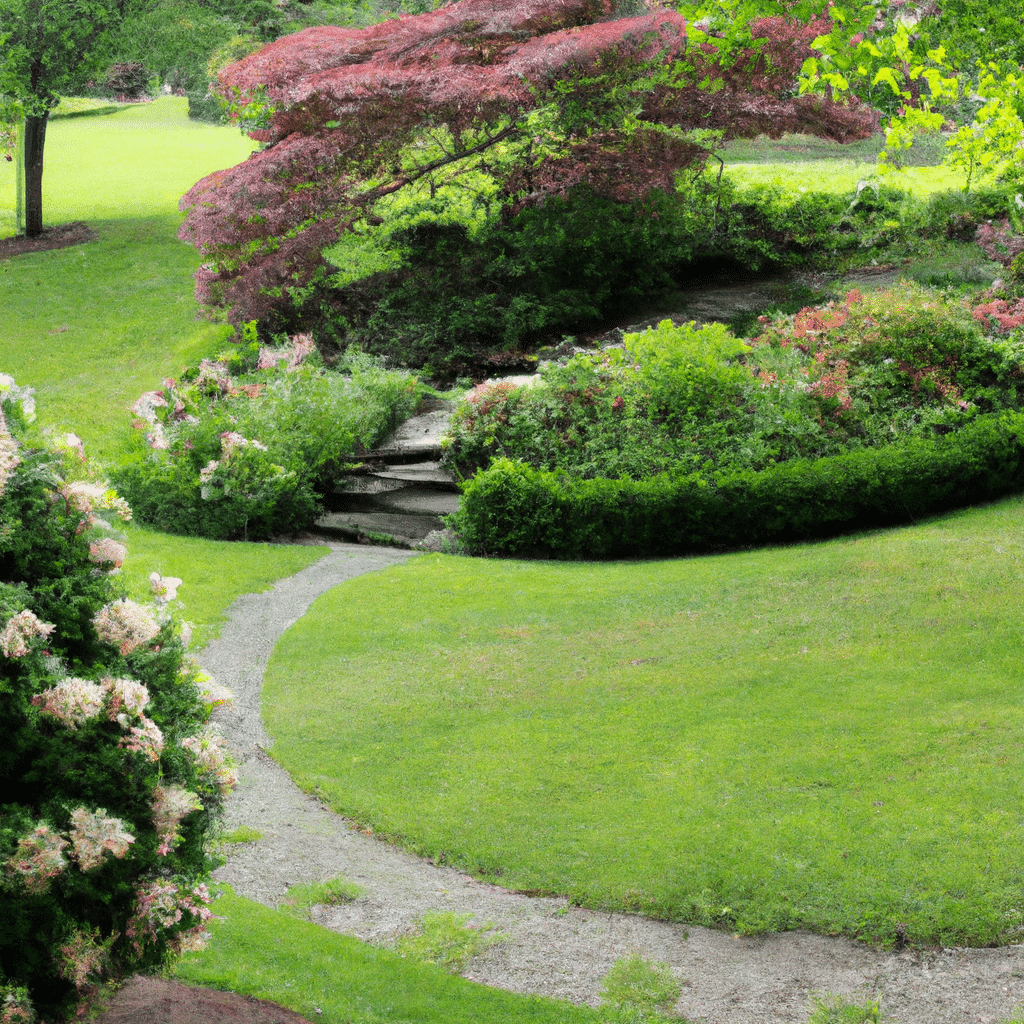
[23,113,48,238]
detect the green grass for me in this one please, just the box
[173,888,606,1024]
[280,876,366,920]
[119,525,327,649]
[723,160,966,199]
[0,98,256,460]
[262,493,1024,949]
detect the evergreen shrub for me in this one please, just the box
[0,378,234,1022]
[450,411,1024,558]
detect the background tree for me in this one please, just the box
[0,0,162,236]
[178,0,877,325]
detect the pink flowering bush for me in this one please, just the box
[112,345,421,540]
[445,280,1024,486]
[0,380,235,1022]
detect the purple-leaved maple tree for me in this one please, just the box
[179,0,877,322]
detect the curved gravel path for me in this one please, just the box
[205,542,1024,1023]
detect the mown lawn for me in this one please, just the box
[0,98,256,460]
[262,493,1024,948]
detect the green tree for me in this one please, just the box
[0,0,150,237]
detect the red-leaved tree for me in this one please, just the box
[179,0,877,323]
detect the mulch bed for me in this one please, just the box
[0,221,98,258]
[87,976,315,1024]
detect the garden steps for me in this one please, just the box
[312,400,461,545]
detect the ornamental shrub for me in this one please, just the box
[0,378,234,1022]
[450,411,1024,558]
[112,341,422,540]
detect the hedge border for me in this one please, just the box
[450,411,1024,558]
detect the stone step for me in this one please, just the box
[364,406,454,462]
[313,510,443,545]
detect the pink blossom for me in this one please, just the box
[1,609,55,658]
[129,390,169,424]
[152,786,203,855]
[32,678,105,729]
[127,880,213,955]
[5,823,68,893]
[181,726,238,795]
[88,538,128,570]
[197,676,234,709]
[68,807,135,871]
[55,927,111,991]
[117,716,164,761]
[101,675,150,719]
[93,599,160,655]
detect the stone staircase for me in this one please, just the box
[312,400,461,547]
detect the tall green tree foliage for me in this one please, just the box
[0,0,150,236]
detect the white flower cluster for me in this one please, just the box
[59,482,132,524]
[151,785,203,856]
[5,807,135,891]
[1,609,55,658]
[181,726,238,795]
[257,332,315,371]
[88,538,128,571]
[149,572,182,605]
[30,677,106,728]
[6,823,68,893]
[67,807,136,871]
[93,599,160,656]
[126,880,213,955]
[0,409,20,499]
[31,674,164,759]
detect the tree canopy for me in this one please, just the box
[179,0,880,323]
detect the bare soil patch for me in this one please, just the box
[0,221,98,258]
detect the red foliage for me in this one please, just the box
[974,219,1024,267]
[972,297,1024,335]
[180,0,879,323]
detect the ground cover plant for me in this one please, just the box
[261,492,1024,949]
[173,887,608,1024]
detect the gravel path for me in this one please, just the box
[205,542,1024,1023]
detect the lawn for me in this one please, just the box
[261,493,1024,948]
[0,98,257,460]
[174,888,606,1024]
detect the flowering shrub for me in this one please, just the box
[112,344,421,540]
[0,379,235,1022]
[444,281,1024,487]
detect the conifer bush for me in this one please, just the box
[0,378,234,1022]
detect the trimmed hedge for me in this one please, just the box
[449,410,1024,558]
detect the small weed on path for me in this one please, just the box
[280,877,365,920]
[806,992,885,1023]
[599,954,682,1021]
[394,911,508,973]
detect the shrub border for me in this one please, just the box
[450,411,1024,558]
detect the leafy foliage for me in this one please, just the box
[0,382,233,1022]
[111,340,422,540]
[178,0,876,324]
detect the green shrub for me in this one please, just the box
[449,410,1024,558]
[112,342,422,540]
[0,381,233,1022]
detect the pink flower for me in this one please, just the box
[149,572,182,604]
[32,678,105,729]
[67,807,135,871]
[151,786,202,855]
[88,538,128,570]
[5,823,68,893]
[1,609,55,658]
[93,600,160,655]
[126,880,213,955]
